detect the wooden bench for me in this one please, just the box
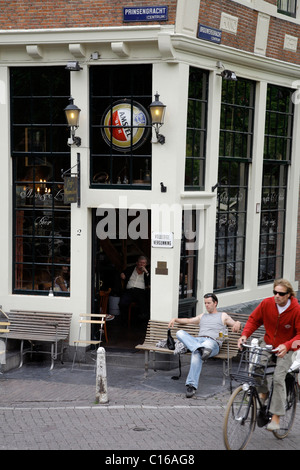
[136,314,266,386]
[0,310,72,370]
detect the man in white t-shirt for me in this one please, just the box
[119,256,150,321]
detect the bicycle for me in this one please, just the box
[223,341,299,450]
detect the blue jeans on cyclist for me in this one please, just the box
[176,329,220,389]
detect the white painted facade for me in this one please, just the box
[0,0,299,345]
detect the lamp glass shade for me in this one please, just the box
[149,94,166,125]
[64,100,81,128]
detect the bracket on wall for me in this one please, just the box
[160,182,167,193]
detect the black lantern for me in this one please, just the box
[64,97,81,146]
[149,93,166,144]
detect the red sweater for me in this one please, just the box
[242,296,300,351]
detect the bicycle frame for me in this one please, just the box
[224,342,299,449]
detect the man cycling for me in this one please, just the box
[238,279,300,431]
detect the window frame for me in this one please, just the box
[214,77,255,292]
[179,209,198,317]
[11,66,71,296]
[277,0,297,18]
[89,64,153,190]
[258,84,294,285]
[185,67,209,191]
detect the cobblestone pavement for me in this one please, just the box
[0,357,300,451]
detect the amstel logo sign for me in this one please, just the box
[101,100,150,151]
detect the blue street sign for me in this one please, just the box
[198,24,222,44]
[123,6,168,22]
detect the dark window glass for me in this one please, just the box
[90,65,152,188]
[179,210,198,317]
[258,85,293,284]
[185,67,209,190]
[214,78,255,291]
[11,67,71,295]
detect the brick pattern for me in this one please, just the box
[198,0,300,65]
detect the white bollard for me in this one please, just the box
[95,346,109,404]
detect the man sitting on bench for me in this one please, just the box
[168,293,241,398]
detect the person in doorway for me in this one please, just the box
[168,293,241,398]
[238,279,300,431]
[119,256,150,321]
[54,262,70,292]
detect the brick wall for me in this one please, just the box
[199,0,300,65]
[199,0,258,54]
[0,0,177,29]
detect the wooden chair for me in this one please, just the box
[72,289,112,369]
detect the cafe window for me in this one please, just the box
[258,85,293,284]
[90,65,152,188]
[277,0,297,17]
[214,78,255,291]
[185,67,209,191]
[179,210,198,317]
[11,67,71,295]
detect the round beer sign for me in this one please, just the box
[101,100,150,151]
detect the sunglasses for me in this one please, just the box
[273,290,289,297]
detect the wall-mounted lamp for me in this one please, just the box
[149,92,166,145]
[216,61,237,81]
[65,61,82,71]
[64,97,81,147]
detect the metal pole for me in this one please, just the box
[77,152,80,207]
[95,346,109,404]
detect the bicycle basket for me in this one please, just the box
[231,347,275,385]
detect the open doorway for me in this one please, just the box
[91,208,151,350]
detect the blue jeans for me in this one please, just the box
[176,330,220,389]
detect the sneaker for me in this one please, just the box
[186,385,196,398]
[198,347,212,361]
[266,420,280,431]
[105,314,115,321]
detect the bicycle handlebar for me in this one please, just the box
[241,342,274,353]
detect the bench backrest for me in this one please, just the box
[144,320,199,344]
[144,313,266,354]
[229,312,266,340]
[7,310,72,340]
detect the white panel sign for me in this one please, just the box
[152,232,174,248]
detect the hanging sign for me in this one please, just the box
[101,100,150,152]
[123,6,168,22]
[64,177,78,204]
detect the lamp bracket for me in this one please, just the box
[68,135,81,147]
[157,133,165,145]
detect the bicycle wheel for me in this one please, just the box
[223,385,257,450]
[273,375,298,440]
